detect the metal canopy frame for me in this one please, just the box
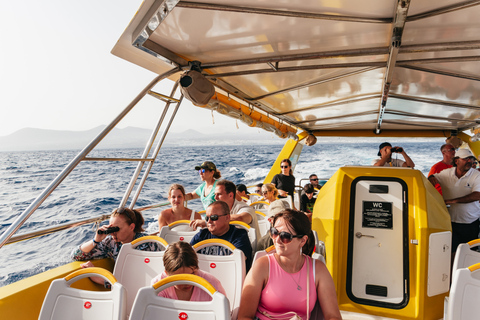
[116,0,480,136]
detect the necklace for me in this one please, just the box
[277,254,304,291]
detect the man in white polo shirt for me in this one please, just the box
[428,148,480,253]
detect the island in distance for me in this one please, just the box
[0,126,284,152]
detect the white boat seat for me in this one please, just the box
[312,230,326,263]
[113,236,168,316]
[249,200,269,210]
[128,274,230,320]
[256,210,270,237]
[193,239,246,318]
[38,267,126,320]
[452,239,480,274]
[445,262,480,320]
[230,220,257,253]
[159,220,200,244]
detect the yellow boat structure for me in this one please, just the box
[2,0,480,319]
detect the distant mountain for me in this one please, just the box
[0,126,283,151]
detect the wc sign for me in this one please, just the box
[362,201,393,229]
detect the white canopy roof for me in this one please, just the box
[112,0,480,137]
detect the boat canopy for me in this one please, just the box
[112,0,480,138]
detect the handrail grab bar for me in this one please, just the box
[4,200,173,246]
[0,67,180,250]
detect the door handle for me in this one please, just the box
[355,232,374,239]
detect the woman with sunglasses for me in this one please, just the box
[71,208,161,285]
[185,161,221,210]
[151,241,226,301]
[158,184,202,230]
[238,209,342,320]
[271,159,296,207]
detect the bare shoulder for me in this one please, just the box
[248,255,270,281]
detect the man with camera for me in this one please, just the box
[373,142,415,167]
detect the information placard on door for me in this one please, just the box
[362,201,393,229]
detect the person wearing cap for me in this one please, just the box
[428,148,480,254]
[185,161,221,210]
[428,144,455,195]
[373,142,415,167]
[235,184,250,202]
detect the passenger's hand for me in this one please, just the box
[277,189,288,197]
[80,261,94,269]
[95,224,110,242]
[428,175,438,186]
[190,219,206,229]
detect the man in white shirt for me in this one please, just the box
[191,180,260,242]
[373,142,415,167]
[428,148,480,253]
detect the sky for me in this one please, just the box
[0,1,262,137]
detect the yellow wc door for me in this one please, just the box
[346,177,409,309]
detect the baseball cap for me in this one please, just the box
[194,161,216,171]
[377,142,392,156]
[237,184,249,194]
[455,149,475,159]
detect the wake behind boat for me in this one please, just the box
[2,0,480,319]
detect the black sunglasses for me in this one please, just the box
[269,227,304,244]
[205,214,228,222]
[280,165,289,168]
[310,178,318,181]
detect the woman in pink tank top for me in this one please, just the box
[238,209,342,320]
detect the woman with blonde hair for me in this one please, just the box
[151,241,226,301]
[158,184,201,229]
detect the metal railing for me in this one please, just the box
[0,67,182,250]
[4,201,172,246]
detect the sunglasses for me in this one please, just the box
[269,227,304,244]
[280,165,289,168]
[205,214,228,222]
[198,169,206,173]
[310,178,318,181]
[254,190,261,193]
[262,191,269,195]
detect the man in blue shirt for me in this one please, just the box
[190,201,252,270]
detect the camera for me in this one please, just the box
[97,226,120,235]
[391,147,403,153]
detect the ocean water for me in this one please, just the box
[0,139,445,287]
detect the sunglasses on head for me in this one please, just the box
[205,213,228,222]
[269,227,304,244]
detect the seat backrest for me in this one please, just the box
[256,210,270,237]
[129,274,230,320]
[447,262,480,320]
[193,239,246,316]
[113,236,168,316]
[311,230,326,263]
[452,240,480,274]
[39,267,126,320]
[249,200,269,210]
[230,220,257,253]
[253,244,277,264]
[159,220,200,244]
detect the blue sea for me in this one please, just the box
[0,139,445,287]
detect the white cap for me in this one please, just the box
[455,148,475,159]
